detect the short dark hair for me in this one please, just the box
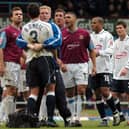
[115,21,127,28]
[55,8,65,15]
[92,17,104,25]
[27,3,40,19]
[9,6,22,17]
[65,11,77,18]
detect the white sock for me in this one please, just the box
[0,98,6,122]
[67,96,75,122]
[4,96,15,117]
[76,95,82,121]
[39,95,47,120]
[3,95,16,120]
[29,94,38,101]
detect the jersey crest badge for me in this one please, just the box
[79,35,84,40]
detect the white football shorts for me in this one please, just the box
[61,62,89,89]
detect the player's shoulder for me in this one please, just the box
[77,28,90,37]
[103,30,113,36]
[22,20,52,33]
[3,25,12,32]
[77,27,89,33]
[115,35,129,42]
[49,21,59,28]
[3,25,17,36]
[99,30,113,40]
[38,20,52,27]
[48,21,61,30]
[22,22,30,29]
[23,19,51,27]
[125,35,129,41]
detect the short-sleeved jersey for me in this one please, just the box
[112,35,129,80]
[90,29,114,73]
[2,25,22,64]
[61,28,90,64]
[21,19,54,62]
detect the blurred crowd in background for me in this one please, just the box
[38,0,129,17]
[1,0,129,18]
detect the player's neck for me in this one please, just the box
[59,24,65,30]
[68,26,78,33]
[119,34,126,41]
[11,23,21,30]
[95,28,103,34]
[31,17,39,21]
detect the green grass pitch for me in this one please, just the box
[0,109,128,129]
[0,120,128,129]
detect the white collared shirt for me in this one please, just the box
[89,29,114,73]
[112,35,129,80]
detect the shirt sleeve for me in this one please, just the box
[88,39,95,51]
[43,22,62,49]
[99,34,114,56]
[16,34,28,49]
[125,43,129,69]
[0,31,7,48]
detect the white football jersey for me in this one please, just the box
[112,35,129,80]
[22,19,53,44]
[22,19,53,62]
[89,29,114,74]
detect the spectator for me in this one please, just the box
[108,4,118,17]
[123,0,129,17]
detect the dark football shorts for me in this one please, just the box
[88,73,112,90]
[111,79,129,94]
[26,56,56,88]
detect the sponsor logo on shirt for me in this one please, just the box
[67,44,80,50]
[79,35,84,40]
[99,38,104,43]
[13,32,17,36]
[63,36,68,40]
[109,40,113,45]
[115,51,128,59]
[95,44,102,50]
